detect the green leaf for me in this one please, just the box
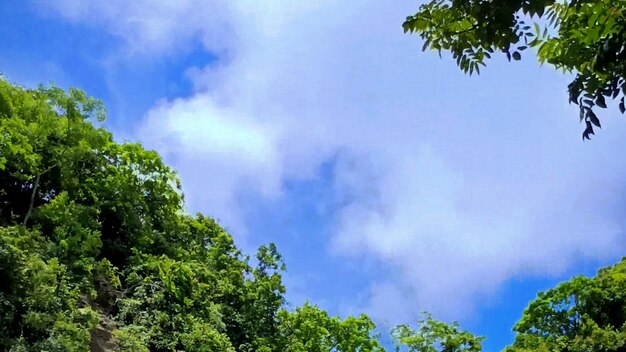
[589,110,601,128]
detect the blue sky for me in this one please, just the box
[3,1,626,350]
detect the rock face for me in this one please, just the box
[84,275,122,352]
[90,318,116,352]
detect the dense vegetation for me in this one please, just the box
[0,79,381,351]
[404,0,626,139]
[0,78,624,351]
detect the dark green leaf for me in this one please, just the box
[589,110,601,128]
[596,95,607,108]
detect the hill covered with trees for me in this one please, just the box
[0,77,624,351]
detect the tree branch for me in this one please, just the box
[23,164,56,227]
[447,24,479,36]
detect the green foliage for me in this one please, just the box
[404,0,626,139]
[392,313,484,352]
[0,227,99,351]
[274,303,384,352]
[112,325,151,352]
[0,77,386,351]
[505,258,626,352]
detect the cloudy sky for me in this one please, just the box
[3,1,626,350]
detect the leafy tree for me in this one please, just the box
[404,0,626,139]
[392,313,484,352]
[274,303,384,352]
[504,257,626,352]
[389,258,626,352]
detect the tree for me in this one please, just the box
[388,257,626,352]
[504,257,626,352]
[392,313,484,352]
[274,303,384,352]
[0,76,237,351]
[403,0,626,139]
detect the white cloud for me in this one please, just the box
[139,94,284,236]
[36,0,234,56]
[42,0,626,322]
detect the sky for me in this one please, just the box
[3,1,626,350]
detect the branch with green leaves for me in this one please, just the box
[404,0,626,139]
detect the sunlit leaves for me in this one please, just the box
[392,313,484,352]
[505,259,626,352]
[275,304,384,352]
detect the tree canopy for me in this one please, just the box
[403,0,626,139]
[392,313,484,352]
[505,258,626,352]
[390,259,626,352]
